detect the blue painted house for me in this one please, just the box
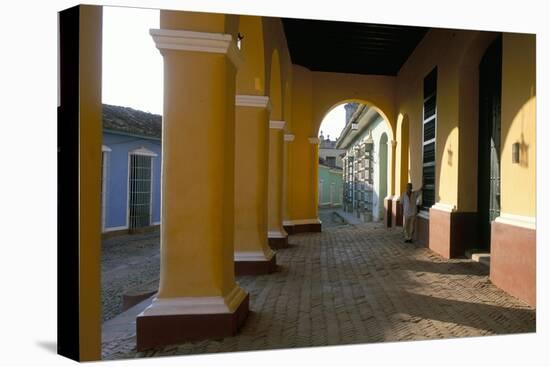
[101,104,162,234]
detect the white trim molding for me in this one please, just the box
[308,137,321,144]
[283,218,322,226]
[284,134,295,142]
[149,28,243,69]
[495,212,536,230]
[268,229,288,238]
[130,146,158,157]
[431,202,457,213]
[139,285,247,316]
[269,120,286,130]
[102,145,112,152]
[235,95,271,110]
[234,250,275,262]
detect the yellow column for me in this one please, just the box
[282,133,294,229]
[267,120,288,248]
[137,12,248,351]
[307,137,322,230]
[234,95,276,274]
[385,139,398,227]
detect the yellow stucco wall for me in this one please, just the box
[396,29,502,208]
[236,16,265,95]
[396,28,535,216]
[500,33,536,217]
[78,5,102,361]
[288,65,316,220]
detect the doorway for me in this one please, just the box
[128,153,153,231]
[477,36,502,250]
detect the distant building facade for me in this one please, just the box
[318,132,345,208]
[318,132,346,168]
[101,104,162,234]
[337,104,390,222]
[318,164,343,208]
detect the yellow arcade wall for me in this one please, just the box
[500,33,536,217]
[395,28,536,217]
[236,15,266,95]
[396,29,492,209]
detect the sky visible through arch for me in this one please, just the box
[318,104,347,141]
[102,6,162,115]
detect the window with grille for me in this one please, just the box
[422,67,437,209]
[128,153,153,230]
[326,156,336,167]
[101,146,111,231]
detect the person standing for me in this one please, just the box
[400,183,422,243]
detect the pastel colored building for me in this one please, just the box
[318,164,343,208]
[337,104,391,222]
[101,104,162,234]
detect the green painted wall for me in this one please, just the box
[318,165,343,207]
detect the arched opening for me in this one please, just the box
[477,35,502,252]
[317,101,391,224]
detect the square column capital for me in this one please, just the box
[150,28,243,69]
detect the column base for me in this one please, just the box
[490,218,536,307]
[428,204,477,259]
[136,286,249,351]
[391,197,403,227]
[383,196,393,228]
[234,250,277,275]
[282,219,322,234]
[268,230,289,249]
[414,211,430,247]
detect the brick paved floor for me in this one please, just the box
[102,223,535,360]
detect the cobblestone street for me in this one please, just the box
[102,222,536,360]
[102,231,160,321]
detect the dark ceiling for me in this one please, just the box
[281,18,429,76]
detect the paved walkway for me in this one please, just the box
[102,223,535,360]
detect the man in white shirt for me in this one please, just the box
[400,183,422,243]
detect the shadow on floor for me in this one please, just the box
[399,259,489,276]
[398,291,535,334]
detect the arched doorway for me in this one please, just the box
[477,35,502,251]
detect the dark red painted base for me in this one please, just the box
[235,254,277,275]
[123,291,157,311]
[414,215,430,247]
[384,198,393,228]
[491,221,536,307]
[283,223,321,234]
[392,199,403,227]
[268,236,288,249]
[136,293,249,351]
[428,208,478,259]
